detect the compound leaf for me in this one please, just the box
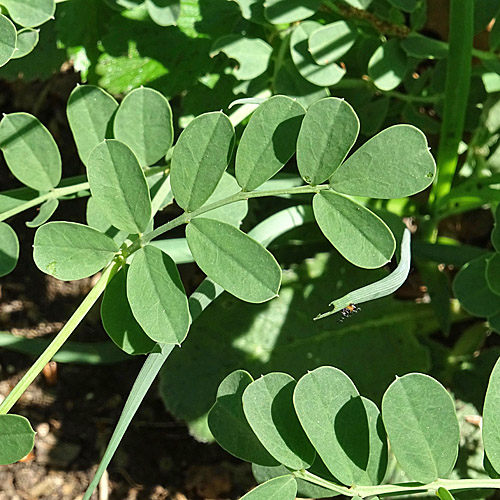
[33,222,118,281]
[236,95,305,191]
[0,112,61,191]
[67,85,118,166]
[0,414,35,465]
[113,87,173,167]
[313,191,395,269]
[127,245,191,344]
[170,112,234,212]
[330,125,435,198]
[297,97,359,185]
[382,373,460,483]
[186,218,281,303]
[242,373,315,470]
[87,140,152,234]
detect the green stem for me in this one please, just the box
[124,183,330,256]
[295,470,500,498]
[429,0,474,208]
[0,260,121,414]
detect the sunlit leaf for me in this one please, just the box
[0,414,35,465]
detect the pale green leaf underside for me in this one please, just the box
[186,218,281,303]
[127,245,191,344]
[11,28,39,59]
[0,15,17,66]
[330,124,436,199]
[0,222,19,277]
[113,86,173,167]
[242,373,316,470]
[87,139,152,234]
[0,414,35,465]
[313,191,395,269]
[33,222,118,281]
[0,112,61,191]
[240,476,297,500]
[26,198,59,228]
[67,85,118,165]
[382,373,460,483]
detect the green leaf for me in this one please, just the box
[0,112,61,191]
[401,34,448,60]
[308,21,358,66]
[67,85,118,165]
[241,476,297,500]
[232,0,266,24]
[33,222,118,281]
[368,39,407,91]
[11,28,39,59]
[436,487,456,500]
[486,253,500,296]
[290,21,345,87]
[294,366,387,485]
[330,125,436,198]
[0,222,19,277]
[0,0,55,27]
[342,0,372,8]
[482,357,500,473]
[242,373,315,469]
[210,35,272,81]
[297,97,359,185]
[208,370,279,466]
[170,112,234,212]
[87,140,152,234]
[236,96,305,191]
[275,59,329,109]
[145,0,180,26]
[382,373,460,483]
[453,256,500,317]
[25,198,58,228]
[127,245,191,344]
[492,204,500,253]
[101,267,157,355]
[0,15,17,66]
[186,218,281,303]
[86,197,128,246]
[264,0,319,24]
[313,191,395,269]
[113,87,173,167]
[0,414,35,465]
[387,0,417,12]
[198,172,248,226]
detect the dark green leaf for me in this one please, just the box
[453,256,500,317]
[210,35,272,81]
[127,245,191,344]
[492,205,500,253]
[313,191,395,269]
[33,222,118,281]
[486,254,500,296]
[294,367,387,485]
[368,39,407,91]
[208,370,279,466]
[170,112,234,212]
[382,373,460,483]
[0,414,35,465]
[290,21,345,87]
[101,267,157,355]
[25,198,58,228]
[186,218,281,303]
[330,125,436,198]
[264,0,319,24]
[242,373,315,469]
[67,85,118,166]
[11,28,39,59]
[0,113,61,191]
[113,87,173,167]
[0,222,19,277]
[0,0,55,27]
[0,15,17,66]
[387,0,417,12]
[308,21,358,66]
[236,95,305,191]
[87,140,152,234]
[401,34,448,60]
[241,476,297,500]
[297,97,359,185]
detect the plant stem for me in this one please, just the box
[0,260,121,414]
[124,183,330,256]
[295,470,500,498]
[428,0,474,208]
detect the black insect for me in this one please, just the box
[338,303,360,322]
